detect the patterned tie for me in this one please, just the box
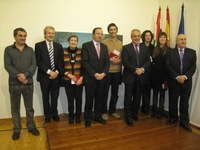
[96,43,100,59]
[49,42,55,70]
[179,49,184,74]
[135,44,139,66]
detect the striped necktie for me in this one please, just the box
[49,42,55,70]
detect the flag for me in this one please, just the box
[155,6,161,43]
[165,6,170,46]
[178,3,184,34]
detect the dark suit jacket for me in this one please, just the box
[35,41,64,82]
[82,41,110,84]
[165,47,196,83]
[122,43,151,85]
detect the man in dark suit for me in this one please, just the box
[82,27,110,128]
[122,29,151,127]
[35,26,64,123]
[166,34,196,132]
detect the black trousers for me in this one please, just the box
[40,78,60,118]
[124,79,142,120]
[84,80,105,121]
[152,87,165,115]
[64,82,83,120]
[141,84,151,112]
[168,80,192,124]
[103,72,121,114]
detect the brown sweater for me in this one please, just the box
[101,38,122,73]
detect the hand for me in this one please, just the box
[76,77,83,86]
[135,68,144,76]
[49,71,58,79]
[17,73,26,83]
[68,74,77,82]
[22,79,28,85]
[176,75,186,84]
[110,56,120,64]
[94,73,105,80]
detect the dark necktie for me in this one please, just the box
[49,42,55,70]
[179,49,184,74]
[135,44,139,66]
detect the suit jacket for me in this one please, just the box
[82,41,110,84]
[122,43,151,85]
[165,47,196,82]
[35,41,64,82]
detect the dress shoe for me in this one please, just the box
[180,123,192,132]
[126,119,133,127]
[76,118,81,124]
[12,132,20,140]
[102,113,109,121]
[167,119,177,125]
[45,118,50,123]
[94,118,107,125]
[52,115,60,122]
[110,113,121,119]
[85,121,91,128]
[141,109,150,114]
[132,115,139,121]
[151,112,156,118]
[68,118,74,124]
[28,128,40,136]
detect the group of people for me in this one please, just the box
[4,23,196,141]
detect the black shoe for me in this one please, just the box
[76,118,81,124]
[52,115,60,122]
[94,118,107,125]
[45,118,51,123]
[157,114,162,119]
[167,119,177,125]
[126,119,133,127]
[180,123,192,132]
[141,109,150,114]
[132,115,139,121]
[85,121,91,128]
[28,128,40,136]
[68,118,74,124]
[12,132,20,140]
[151,112,156,118]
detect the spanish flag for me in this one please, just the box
[165,7,170,46]
[155,6,161,43]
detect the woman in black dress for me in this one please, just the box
[151,32,171,119]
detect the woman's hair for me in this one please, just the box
[68,34,78,42]
[153,32,169,58]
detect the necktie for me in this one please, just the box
[135,44,139,66]
[49,42,55,70]
[179,49,184,74]
[96,43,100,59]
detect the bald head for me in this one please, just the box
[176,34,186,48]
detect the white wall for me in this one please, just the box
[0,0,199,127]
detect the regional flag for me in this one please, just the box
[165,7,170,46]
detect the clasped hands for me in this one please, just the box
[17,73,28,85]
[49,71,58,79]
[176,75,187,84]
[94,73,105,80]
[135,67,144,76]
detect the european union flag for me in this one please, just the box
[178,4,184,34]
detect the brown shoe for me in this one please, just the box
[102,114,109,121]
[110,113,121,119]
